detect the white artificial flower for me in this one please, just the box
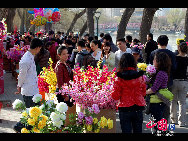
[32,94,42,103]
[60,113,66,120]
[50,112,61,122]
[39,104,45,110]
[46,100,54,108]
[56,102,68,113]
[12,99,24,109]
[53,120,63,128]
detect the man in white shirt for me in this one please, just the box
[115,38,132,69]
[15,38,42,108]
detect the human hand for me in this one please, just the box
[15,86,21,95]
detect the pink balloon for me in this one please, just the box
[34,8,44,18]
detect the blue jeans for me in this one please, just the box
[119,109,143,133]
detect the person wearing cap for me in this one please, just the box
[132,47,144,64]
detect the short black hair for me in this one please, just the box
[179,42,188,53]
[103,34,112,42]
[126,35,132,42]
[117,38,126,43]
[57,46,67,55]
[77,40,85,48]
[147,33,153,40]
[157,35,169,46]
[30,38,43,49]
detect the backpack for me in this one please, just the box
[81,53,97,69]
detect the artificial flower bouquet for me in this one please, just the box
[38,58,57,94]
[12,94,68,133]
[5,45,30,63]
[56,65,118,110]
[65,104,113,133]
[12,94,113,133]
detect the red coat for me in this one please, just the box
[55,61,73,88]
[111,67,146,108]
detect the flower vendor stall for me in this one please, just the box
[57,65,118,133]
[12,93,113,133]
[5,45,30,81]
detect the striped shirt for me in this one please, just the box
[151,71,168,93]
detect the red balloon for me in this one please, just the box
[51,11,61,23]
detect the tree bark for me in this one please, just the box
[66,8,86,35]
[6,8,17,33]
[184,8,188,42]
[86,8,97,37]
[79,21,87,38]
[116,8,135,40]
[139,8,159,44]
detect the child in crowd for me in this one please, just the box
[111,53,146,133]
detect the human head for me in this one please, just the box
[118,53,136,72]
[30,38,43,55]
[77,40,85,52]
[126,35,132,43]
[157,35,169,47]
[48,30,54,38]
[103,34,112,43]
[178,42,188,54]
[147,33,153,41]
[153,52,171,76]
[102,42,111,55]
[57,46,69,62]
[132,47,140,62]
[117,38,126,51]
[90,40,99,51]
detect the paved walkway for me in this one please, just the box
[1,72,188,134]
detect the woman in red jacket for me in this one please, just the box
[111,53,146,133]
[55,46,74,107]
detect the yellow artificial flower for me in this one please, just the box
[22,111,28,117]
[33,127,40,133]
[93,118,98,124]
[99,116,108,128]
[27,118,36,126]
[29,107,42,118]
[86,125,92,132]
[107,119,113,129]
[21,128,30,133]
[137,63,147,71]
[94,128,100,133]
[40,115,48,121]
[176,38,185,46]
[38,120,46,130]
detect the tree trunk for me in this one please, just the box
[86,8,97,37]
[6,8,16,33]
[0,8,8,21]
[116,8,135,40]
[17,8,25,34]
[79,21,87,38]
[66,8,86,35]
[139,8,159,44]
[184,8,188,42]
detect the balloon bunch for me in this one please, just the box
[28,8,61,26]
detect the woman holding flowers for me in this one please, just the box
[55,46,73,107]
[146,52,171,126]
[111,53,146,133]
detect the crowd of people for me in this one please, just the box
[1,29,188,133]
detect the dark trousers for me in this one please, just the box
[23,95,35,108]
[119,109,143,133]
[150,103,165,123]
